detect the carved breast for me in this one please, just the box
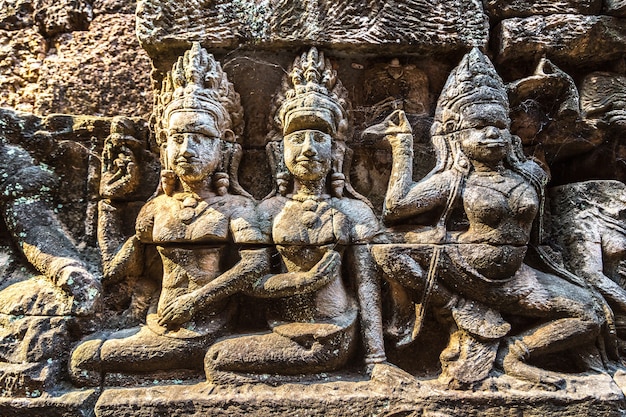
[149,194,231,244]
[461,171,539,244]
[272,199,349,246]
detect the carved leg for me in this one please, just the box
[499,266,604,388]
[371,245,452,347]
[69,325,217,387]
[205,324,356,383]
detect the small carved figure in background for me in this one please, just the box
[366,48,606,389]
[204,47,386,382]
[550,180,626,357]
[0,138,100,395]
[69,43,267,386]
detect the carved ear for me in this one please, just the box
[222,129,236,143]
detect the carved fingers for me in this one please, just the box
[251,250,342,298]
[362,109,413,146]
[157,293,197,327]
[100,145,140,199]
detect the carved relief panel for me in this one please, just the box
[1,1,626,416]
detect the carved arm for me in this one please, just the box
[247,249,341,299]
[157,248,272,327]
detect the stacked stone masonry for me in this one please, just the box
[1,1,626,416]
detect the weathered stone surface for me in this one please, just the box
[3,0,626,415]
[580,72,626,128]
[33,0,93,37]
[94,375,626,417]
[605,0,626,16]
[0,388,98,416]
[495,14,626,65]
[136,0,489,57]
[92,0,136,16]
[483,0,601,19]
[0,0,93,35]
[35,14,152,119]
[0,0,35,30]
[0,27,47,113]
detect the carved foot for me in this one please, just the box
[501,340,565,390]
[368,362,418,387]
[69,339,104,387]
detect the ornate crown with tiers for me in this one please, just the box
[431,47,509,137]
[273,47,351,141]
[154,42,244,147]
[152,43,249,197]
[266,47,370,206]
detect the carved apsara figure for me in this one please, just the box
[204,47,386,381]
[366,48,605,388]
[550,180,626,355]
[69,43,267,386]
[0,136,101,394]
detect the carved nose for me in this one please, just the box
[180,135,197,157]
[302,133,317,157]
[485,126,499,138]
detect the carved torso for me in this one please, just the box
[261,195,378,323]
[136,192,261,336]
[459,169,539,246]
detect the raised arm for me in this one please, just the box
[362,110,451,224]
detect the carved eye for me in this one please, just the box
[286,132,304,144]
[171,134,184,144]
[313,131,329,143]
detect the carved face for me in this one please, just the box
[457,104,511,165]
[284,129,332,182]
[166,111,221,183]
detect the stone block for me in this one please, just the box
[94,374,626,417]
[35,14,153,119]
[136,0,488,57]
[483,0,601,19]
[495,14,626,65]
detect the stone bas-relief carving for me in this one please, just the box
[0,135,101,396]
[366,48,605,389]
[550,180,626,355]
[4,2,626,416]
[69,43,268,386]
[205,47,386,383]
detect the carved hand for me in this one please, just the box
[361,109,413,146]
[157,292,198,328]
[252,249,341,297]
[100,145,140,199]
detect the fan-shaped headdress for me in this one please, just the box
[152,42,248,197]
[431,47,509,137]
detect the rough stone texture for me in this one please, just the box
[605,0,626,16]
[33,0,93,37]
[35,14,153,119]
[94,375,626,417]
[92,0,136,15]
[0,27,47,113]
[0,388,98,416]
[483,0,602,19]
[2,0,626,416]
[136,0,489,58]
[0,0,36,30]
[495,14,626,66]
[0,5,152,119]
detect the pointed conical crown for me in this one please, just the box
[432,48,509,136]
[154,43,243,145]
[275,47,350,140]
